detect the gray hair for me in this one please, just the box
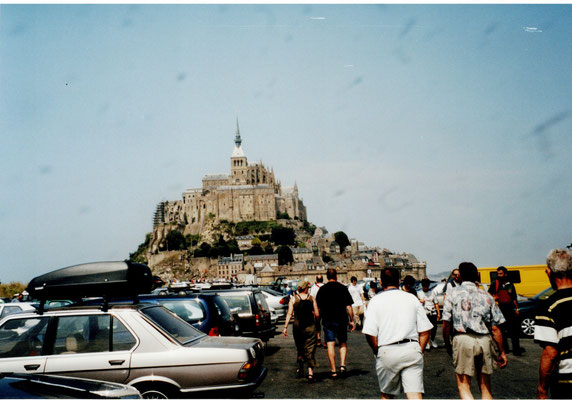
[546,248,572,276]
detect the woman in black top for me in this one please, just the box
[282,280,320,382]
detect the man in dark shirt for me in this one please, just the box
[488,266,522,356]
[535,248,572,399]
[316,268,355,378]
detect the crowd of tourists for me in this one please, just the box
[280,248,572,399]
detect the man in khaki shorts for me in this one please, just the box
[363,267,433,399]
[442,262,507,399]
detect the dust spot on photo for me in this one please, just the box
[78,206,91,215]
[39,165,53,175]
[399,18,416,40]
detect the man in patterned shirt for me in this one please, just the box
[442,262,507,399]
[534,248,572,399]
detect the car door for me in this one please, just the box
[0,316,50,374]
[44,314,136,384]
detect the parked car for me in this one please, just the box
[206,289,275,342]
[0,303,37,321]
[517,287,555,337]
[0,372,141,399]
[257,288,289,321]
[137,293,241,336]
[0,261,267,399]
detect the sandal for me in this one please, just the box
[296,368,304,378]
[340,365,347,377]
[330,371,338,379]
[307,374,315,383]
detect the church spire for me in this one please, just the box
[235,117,242,147]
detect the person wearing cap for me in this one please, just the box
[535,248,572,399]
[282,280,319,382]
[363,267,433,399]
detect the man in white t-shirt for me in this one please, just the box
[417,278,441,350]
[309,275,325,346]
[309,275,324,298]
[363,268,433,399]
[348,276,366,329]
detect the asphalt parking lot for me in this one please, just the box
[255,325,541,399]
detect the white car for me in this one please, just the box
[259,288,289,321]
[0,303,37,321]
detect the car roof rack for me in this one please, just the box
[27,261,154,314]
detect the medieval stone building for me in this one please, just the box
[152,120,307,245]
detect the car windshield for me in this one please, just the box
[140,306,204,345]
[156,299,206,325]
[261,288,283,297]
[217,293,252,315]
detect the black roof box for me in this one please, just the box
[27,261,153,301]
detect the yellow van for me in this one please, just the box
[478,265,548,298]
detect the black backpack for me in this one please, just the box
[295,295,315,327]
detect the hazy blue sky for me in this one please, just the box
[1,4,571,283]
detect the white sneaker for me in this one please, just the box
[426,343,431,350]
[431,340,438,348]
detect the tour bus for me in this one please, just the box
[478,264,548,298]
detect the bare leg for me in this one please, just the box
[339,342,348,367]
[456,374,474,400]
[327,341,337,372]
[476,372,493,400]
[405,393,423,399]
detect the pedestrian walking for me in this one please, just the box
[282,281,319,382]
[316,268,355,379]
[363,267,433,399]
[534,248,572,399]
[309,275,325,347]
[417,278,441,350]
[488,266,523,356]
[402,275,418,296]
[443,268,462,302]
[348,276,365,329]
[442,262,507,400]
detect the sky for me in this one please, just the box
[1,4,571,283]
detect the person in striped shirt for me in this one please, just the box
[534,248,572,399]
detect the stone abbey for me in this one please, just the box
[153,120,307,235]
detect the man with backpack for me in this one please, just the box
[488,266,523,356]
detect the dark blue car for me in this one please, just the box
[517,287,555,336]
[138,293,241,337]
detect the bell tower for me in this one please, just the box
[230,118,248,185]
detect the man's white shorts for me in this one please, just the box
[375,342,424,395]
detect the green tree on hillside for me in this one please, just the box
[165,230,186,251]
[193,242,212,257]
[227,239,240,254]
[129,233,152,264]
[271,226,295,246]
[277,245,294,265]
[248,244,265,256]
[334,231,350,253]
[212,236,230,257]
[302,220,316,235]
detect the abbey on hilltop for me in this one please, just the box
[153,120,307,235]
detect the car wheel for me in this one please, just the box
[521,317,535,337]
[135,383,178,399]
